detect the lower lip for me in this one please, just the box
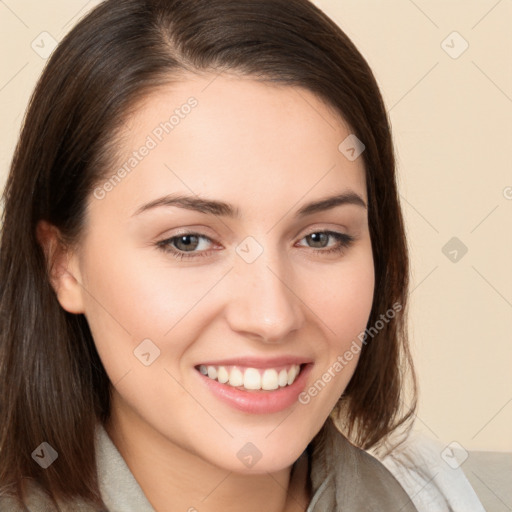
[196,364,313,414]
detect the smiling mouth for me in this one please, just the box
[194,363,303,391]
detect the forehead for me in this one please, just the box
[93,73,367,219]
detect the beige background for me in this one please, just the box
[1,1,511,454]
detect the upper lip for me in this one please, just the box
[195,356,312,369]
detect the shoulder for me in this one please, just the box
[309,419,419,511]
[0,480,101,512]
[370,431,487,512]
[0,494,27,512]
[0,482,56,512]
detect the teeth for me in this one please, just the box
[207,366,217,380]
[261,369,279,390]
[244,368,261,390]
[288,365,298,385]
[217,366,229,384]
[217,366,229,383]
[198,363,302,391]
[229,367,244,387]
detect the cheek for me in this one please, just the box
[297,249,374,411]
[311,250,375,346]
[78,239,227,376]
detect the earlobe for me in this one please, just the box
[36,220,85,314]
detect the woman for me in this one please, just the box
[0,1,483,511]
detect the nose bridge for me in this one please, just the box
[225,237,303,342]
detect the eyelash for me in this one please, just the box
[156,230,355,261]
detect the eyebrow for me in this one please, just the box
[131,191,367,218]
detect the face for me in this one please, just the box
[54,74,374,474]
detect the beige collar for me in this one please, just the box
[95,419,418,512]
[306,417,418,511]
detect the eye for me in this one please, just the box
[156,229,355,261]
[156,233,215,260]
[297,230,355,255]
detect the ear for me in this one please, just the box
[36,220,85,314]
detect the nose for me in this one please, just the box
[223,245,305,344]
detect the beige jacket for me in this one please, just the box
[0,418,420,511]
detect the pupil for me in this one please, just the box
[177,235,198,251]
[309,232,327,248]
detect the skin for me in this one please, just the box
[39,74,375,512]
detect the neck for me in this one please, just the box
[104,396,311,512]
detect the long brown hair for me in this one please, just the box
[0,0,416,507]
